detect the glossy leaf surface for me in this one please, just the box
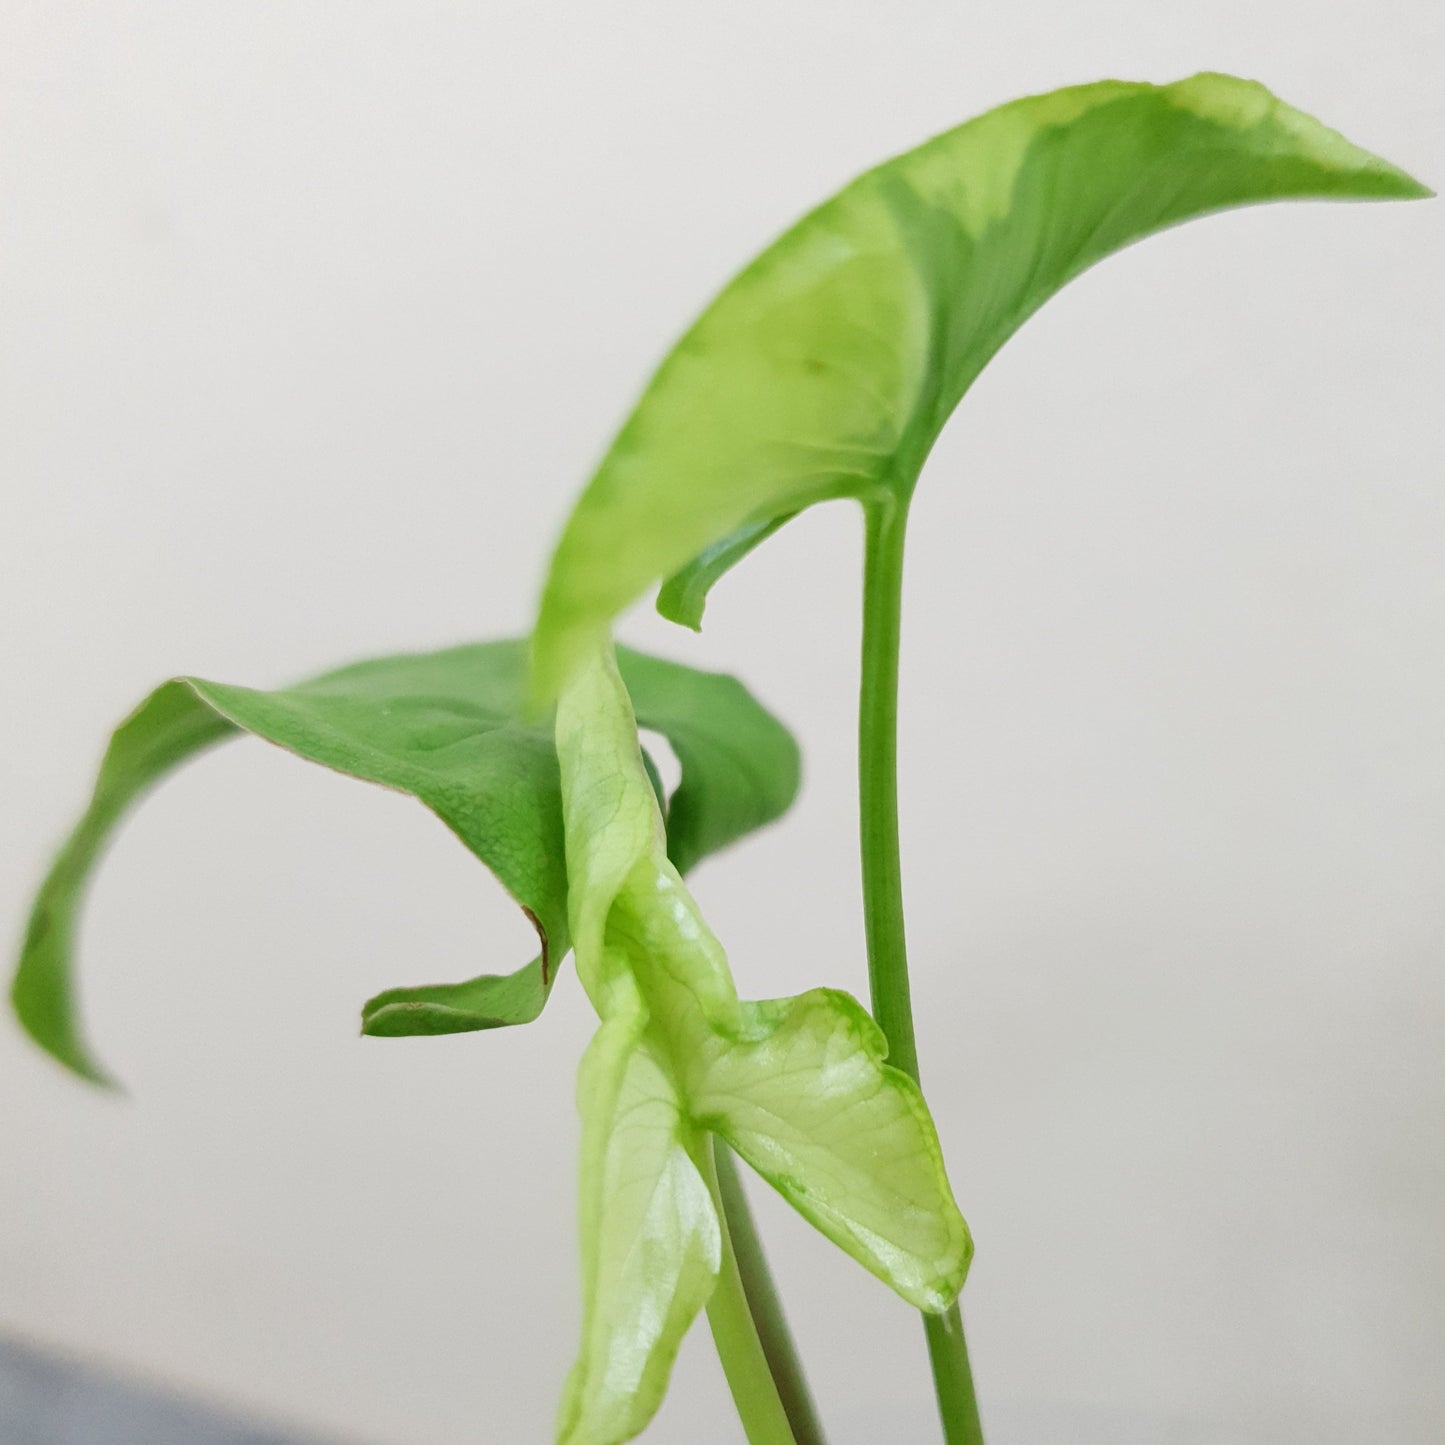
[556,1014,722,1445]
[12,641,798,1083]
[532,74,1427,694]
[553,646,969,1444]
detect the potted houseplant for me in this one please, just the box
[7,68,1432,1445]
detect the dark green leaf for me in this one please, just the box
[532,74,1429,697]
[363,645,798,1034]
[620,648,801,877]
[12,641,799,1082]
[358,956,550,1038]
[11,683,234,1085]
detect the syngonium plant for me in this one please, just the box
[11,73,1427,1445]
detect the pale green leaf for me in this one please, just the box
[557,1016,721,1445]
[553,643,970,1442]
[533,74,1428,697]
[698,988,970,1314]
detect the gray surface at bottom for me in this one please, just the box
[0,1336,343,1445]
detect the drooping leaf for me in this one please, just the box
[10,683,234,1085]
[552,644,969,1444]
[692,988,970,1313]
[555,1015,721,1445]
[532,74,1429,697]
[12,641,799,1082]
[358,959,550,1038]
[362,644,797,1034]
[653,512,798,632]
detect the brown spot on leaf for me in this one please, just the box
[522,906,551,986]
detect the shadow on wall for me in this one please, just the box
[0,1335,355,1445]
[837,1400,1301,1445]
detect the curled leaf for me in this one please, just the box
[532,74,1429,697]
[556,1015,722,1445]
[12,641,798,1083]
[358,957,549,1037]
[11,683,233,1085]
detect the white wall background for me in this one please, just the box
[2,4,1441,1442]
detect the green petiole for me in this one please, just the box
[714,1144,828,1445]
[701,1139,800,1445]
[859,499,985,1444]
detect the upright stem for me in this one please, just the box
[858,497,922,1080]
[858,498,985,1445]
[715,1143,829,1445]
[702,1138,799,1445]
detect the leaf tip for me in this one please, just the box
[655,574,706,632]
[902,1214,974,1317]
[10,959,121,1092]
[48,1037,124,1092]
[1165,72,1432,203]
[358,995,489,1038]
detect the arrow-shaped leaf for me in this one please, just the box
[552,645,969,1445]
[532,74,1428,696]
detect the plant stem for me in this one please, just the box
[714,1143,829,1445]
[858,497,985,1445]
[702,1137,799,1445]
